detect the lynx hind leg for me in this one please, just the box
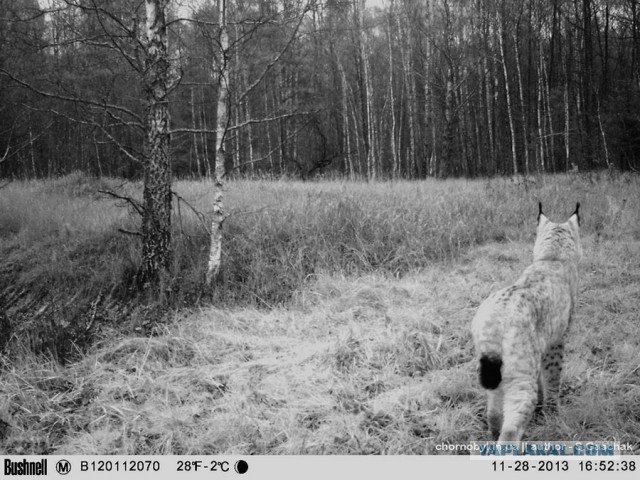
[541,342,564,412]
[487,388,504,441]
[497,377,538,443]
[534,373,544,415]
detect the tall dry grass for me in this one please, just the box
[175,172,640,305]
[1,172,639,359]
[1,171,639,453]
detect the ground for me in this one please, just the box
[0,173,639,454]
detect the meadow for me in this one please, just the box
[0,171,639,454]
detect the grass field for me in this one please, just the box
[0,171,639,454]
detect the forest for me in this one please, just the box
[1,0,640,183]
[2,1,640,455]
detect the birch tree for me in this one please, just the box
[137,0,175,290]
[206,0,228,285]
[386,0,399,178]
[4,0,640,181]
[498,3,518,175]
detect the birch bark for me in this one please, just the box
[206,0,229,285]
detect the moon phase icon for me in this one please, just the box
[234,460,249,474]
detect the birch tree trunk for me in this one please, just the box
[457,81,470,176]
[232,32,241,173]
[482,1,496,174]
[423,2,435,177]
[398,9,416,178]
[353,0,375,180]
[339,60,354,179]
[542,41,555,172]
[441,74,455,177]
[138,0,173,290]
[29,123,37,177]
[513,30,530,175]
[536,60,545,173]
[206,0,229,286]
[200,86,211,177]
[191,86,202,177]
[264,83,275,173]
[244,87,255,176]
[440,0,458,177]
[498,8,518,175]
[387,3,399,179]
[597,97,611,169]
[564,16,571,171]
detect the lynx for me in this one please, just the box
[471,203,581,443]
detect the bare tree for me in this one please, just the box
[5,0,640,183]
[206,0,228,286]
[137,0,175,290]
[498,2,518,175]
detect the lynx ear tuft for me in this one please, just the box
[572,202,581,226]
[537,202,545,225]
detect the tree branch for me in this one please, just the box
[170,110,317,136]
[229,110,319,131]
[98,189,144,216]
[88,2,142,73]
[0,67,143,124]
[172,191,210,234]
[236,4,311,105]
[224,119,312,176]
[1,111,54,163]
[118,228,142,236]
[23,104,143,164]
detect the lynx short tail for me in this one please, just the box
[479,353,502,390]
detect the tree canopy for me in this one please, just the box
[1,0,640,180]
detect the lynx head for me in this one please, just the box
[533,202,582,262]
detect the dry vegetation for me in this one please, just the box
[0,171,639,454]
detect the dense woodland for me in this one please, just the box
[2,0,640,182]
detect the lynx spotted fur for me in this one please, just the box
[471,203,581,443]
